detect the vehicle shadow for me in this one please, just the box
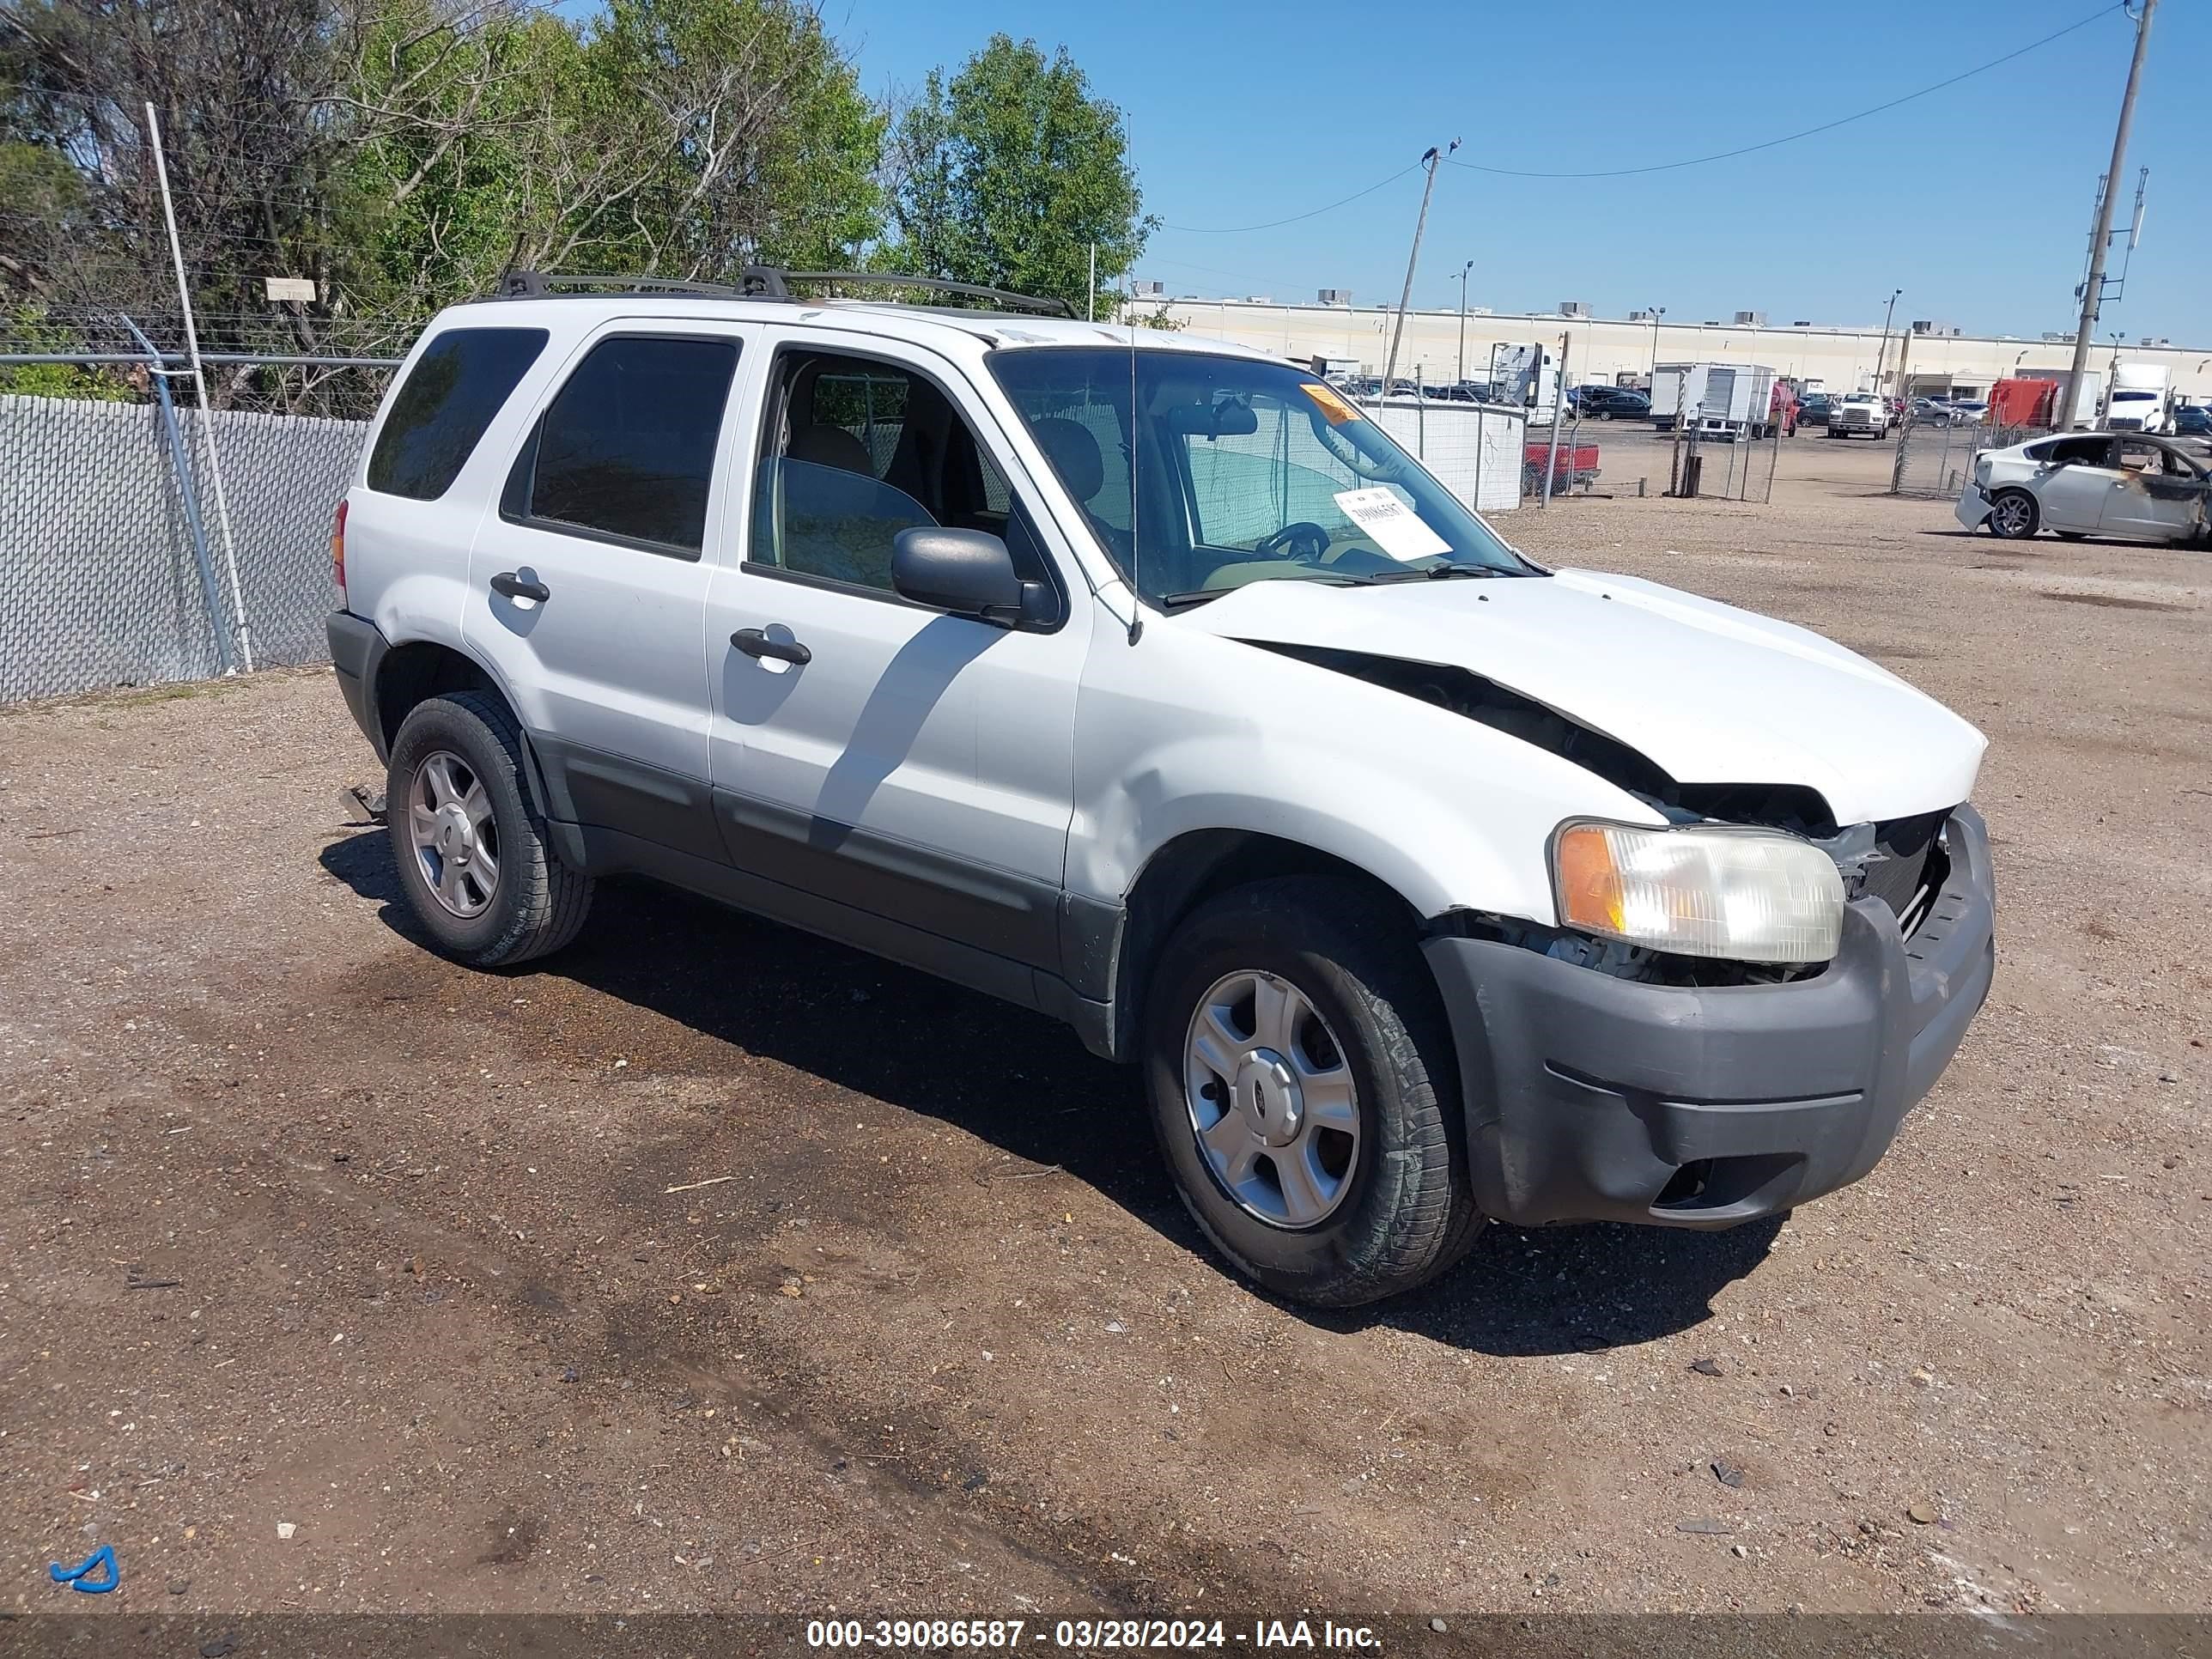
[320,830,1777,1357]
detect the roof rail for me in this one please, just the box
[738,268,1075,319]
[491,266,1074,319]
[497,270,745,299]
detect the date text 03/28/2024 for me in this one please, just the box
[805,1618,1383,1650]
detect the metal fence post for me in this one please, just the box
[118,315,234,677]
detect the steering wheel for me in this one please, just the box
[1253,520,1332,562]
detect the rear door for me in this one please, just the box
[464,321,754,863]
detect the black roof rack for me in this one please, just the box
[495,266,1074,319]
[497,271,745,299]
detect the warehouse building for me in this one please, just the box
[1128,290,2212,404]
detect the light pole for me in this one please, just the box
[1455,259,1474,386]
[1872,288,1903,397]
[1647,306,1666,388]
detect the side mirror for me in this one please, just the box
[892,526,1050,629]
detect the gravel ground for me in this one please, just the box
[2,433,2207,1622]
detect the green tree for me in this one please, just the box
[887,34,1150,317]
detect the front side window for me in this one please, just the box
[517,335,740,556]
[988,347,1529,605]
[368,327,548,500]
[750,348,1027,594]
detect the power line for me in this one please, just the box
[1444,3,2121,179]
[1161,160,1422,234]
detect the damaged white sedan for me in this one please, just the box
[1958,430,2211,544]
[331,288,1996,1307]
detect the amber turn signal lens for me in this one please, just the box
[1553,822,1626,935]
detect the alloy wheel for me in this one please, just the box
[1183,969,1361,1229]
[408,750,500,918]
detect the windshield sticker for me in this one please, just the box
[1299,381,1362,426]
[1333,487,1450,561]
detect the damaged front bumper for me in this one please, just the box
[1421,805,1996,1230]
[1954,482,1993,532]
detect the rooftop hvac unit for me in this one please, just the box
[1130,280,1164,296]
[1316,288,1353,305]
[1733,310,1766,326]
[1792,319,1813,327]
[1243,295,1273,304]
[1559,301,1590,317]
[1627,308,1657,321]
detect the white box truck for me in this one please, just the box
[2017,368,2106,429]
[1650,362,1778,441]
[2105,362,2175,434]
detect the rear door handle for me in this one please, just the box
[732,628,811,666]
[490,571,550,603]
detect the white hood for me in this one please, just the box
[1176,568,1985,825]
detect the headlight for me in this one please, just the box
[1551,820,1844,963]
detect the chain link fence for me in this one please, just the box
[1890,416,2047,500]
[0,356,391,703]
[1666,421,1780,504]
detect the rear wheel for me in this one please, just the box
[1142,877,1481,1307]
[386,691,593,967]
[1987,489,2039,540]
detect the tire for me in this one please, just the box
[386,690,593,967]
[1141,876,1481,1307]
[1986,489,2040,540]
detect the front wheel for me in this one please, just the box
[1986,489,2039,540]
[1142,877,1481,1307]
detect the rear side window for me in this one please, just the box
[368,327,549,500]
[520,335,740,556]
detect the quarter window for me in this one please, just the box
[520,335,740,556]
[368,327,548,501]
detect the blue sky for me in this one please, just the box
[829,0,2206,345]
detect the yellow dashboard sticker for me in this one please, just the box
[1299,380,1362,425]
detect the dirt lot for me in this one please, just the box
[3,432,2208,1623]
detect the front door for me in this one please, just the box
[2033,438,2120,533]
[465,324,753,862]
[2101,439,2209,542]
[702,330,1089,978]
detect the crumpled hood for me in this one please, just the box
[1176,568,1986,824]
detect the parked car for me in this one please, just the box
[326,269,1996,1308]
[1569,385,1650,421]
[2173,404,2211,438]
[1828,392,1892,438]
[1957,431,2210,544]
[1946,399,1989,426]
[1798,392,1835,428]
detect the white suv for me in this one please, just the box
[327,270,1996,1307]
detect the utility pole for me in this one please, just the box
[2061,0,2156,431]
[1871,288,1902,397]
[1647,306,1665,388]
[1541,330,1569,507]
[1382,140,1456,397]
[1455,258,1474,386]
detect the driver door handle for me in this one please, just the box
[732,628,811,666]
[489,571,550,603]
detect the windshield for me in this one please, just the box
[986,347,1533,606]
